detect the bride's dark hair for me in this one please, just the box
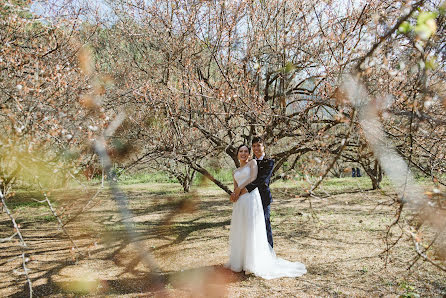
[237,144,251,153]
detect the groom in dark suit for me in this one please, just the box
[235,137,275,248]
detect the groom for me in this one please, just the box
[232,136,275,248]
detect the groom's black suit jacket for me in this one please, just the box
[246,157,274,208]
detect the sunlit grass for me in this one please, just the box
[7,191,54,209]
[9,175,440,220]
[117,172,177,184]
[88,168,234,186]
[195,169,233,184]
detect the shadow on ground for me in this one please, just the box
[11,265,247,297]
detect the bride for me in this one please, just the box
[225,144,307,279]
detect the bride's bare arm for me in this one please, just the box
[234,160,258,196]
[230,174,238,202]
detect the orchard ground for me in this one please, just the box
[1,177,445,297]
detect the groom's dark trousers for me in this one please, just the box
[246,158,275,248]
[263,204,273,248]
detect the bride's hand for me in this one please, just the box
[239,188,247,196]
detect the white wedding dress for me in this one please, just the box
[225,161,307,279]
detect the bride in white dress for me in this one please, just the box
[225,144,307,279]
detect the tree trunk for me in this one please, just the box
[361,159,383,189]
[180,170,196,193]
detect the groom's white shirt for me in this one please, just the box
[256,154,265,161]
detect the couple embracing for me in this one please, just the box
[225,137,307,279]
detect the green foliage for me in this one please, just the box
[194,168,233,185]
[9,199,44,210]
[440,2,446,15]
[96,168,233,187]
[359,267,368,274]
[274,61,296,74]
[417,11,438,24]
[117,172,177,184]
[316,176,391,191]
[7,191,56,210]
[415,11,438,40]
[398,21,412,34]
[399,280,420,298]
[398,10,439,40]
[425,57,438,70]
[36,214,58,222]
[0,137,75,189]
[284,61,296,73]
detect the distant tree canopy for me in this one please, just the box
[0,1,108,189]
[82,0,446,192]
[1,0,445,193]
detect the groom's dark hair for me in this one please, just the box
[251,136,264,145]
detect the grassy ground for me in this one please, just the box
[107,169,234,186]
[1,177,445,297]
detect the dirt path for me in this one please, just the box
[1,182,445,297]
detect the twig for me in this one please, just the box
[68,171,88,188]
[63,171,104,226]
[407,218,446,271]
[355,0,425,72]
[62,187,102,227]
[301,174,319,220]
[409,229,446,272]
[0,189,26,247]
[38,184,83,258]
[0,232,18,243]
[382,203,405,267]
[94,113,162,275]
[1,188,33,297]
[308,193,321,221]
[303,108,357,197]
[21,252,33,298]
